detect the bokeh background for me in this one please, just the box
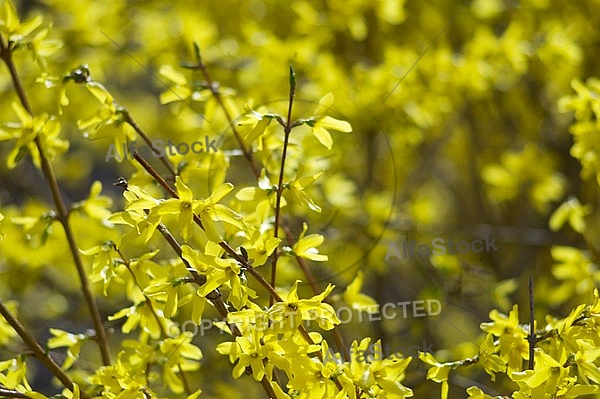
[1,0,600,397]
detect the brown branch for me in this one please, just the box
[0,33,111,366]
[121,111,176,177]
[0,385,31,398]
[153,217,278,397]
[528,276,535,370]
[282,225,348,361]
[0,299,91,399]
[186,43,260,178]
[133,144,342,393]
[283,226,319,294]
[133,153,207,232]
[114,177,276,398]
[118,249,192,395]
[269,65,296,307]
[133,154,319,345]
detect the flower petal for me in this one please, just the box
[316,116,352,133]
[312,126,333,149]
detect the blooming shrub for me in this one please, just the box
[1,0,600,398]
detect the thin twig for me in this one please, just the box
[186,42,259,178]
[118,248,192,395]
[132,155,316,339]
[528,276,535,370]
[270,65,296,307]
[0,33,111,366]
[283,225,318,294]
[131,154,341,391]
[121,111,176,177]
[0,299,91,399]
[154,216,277,397]
[0,386,30,398]
[114,177,277,398]
[133,153,179,197]
[282,225,348,361]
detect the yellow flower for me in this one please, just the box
[183,242,256,309]
[0,0,61,65]
[306,93,352,150]
[549,196,592,233]
[480,305,528,373]
[111,184,161,243]
[342,271,377,310]
[73,181,113,221]
[153,176,243,242]
[290,222,328,262]
[268,280,339,332]
[236,168,285,215]
[0,102,67,169]
[217,327,268,381]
